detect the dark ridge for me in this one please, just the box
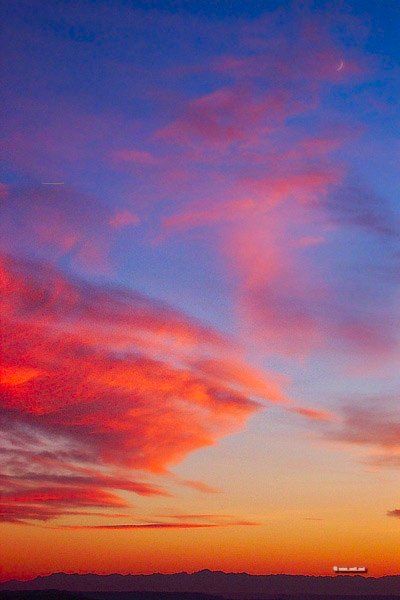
[2,592,400,600]
[2,572,400,598]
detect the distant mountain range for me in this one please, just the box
[2,570,400,598]
[2,591,400,600]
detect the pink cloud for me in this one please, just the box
[295,236,325,248]
[0,183,9,198]
[158,149,396,363]
[162,198,256,234]
[156,87,289,150]
[109,209,140,229]
[325,404,400,450]
[0,185,113,272]
[223,206,397,359]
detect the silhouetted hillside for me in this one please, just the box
[2,590,400,600]
[2,571,400,598]
[0,592,93,600]
[0,593,223,600]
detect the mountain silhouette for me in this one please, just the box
[2,571,400,597]
[2,591,400,600]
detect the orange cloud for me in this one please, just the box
[190,358,288,405]
[0,366,43,387]
[288,406,334,422]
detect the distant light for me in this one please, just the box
[333,566,367,574]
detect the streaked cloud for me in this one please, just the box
[0,253,297,524]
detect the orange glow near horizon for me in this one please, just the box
[2,515,400,580]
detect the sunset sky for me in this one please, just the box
[1,0,400,581]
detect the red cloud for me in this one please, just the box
[7,468,170,498]
[1,487,129,508]
[0,253,328,525]
[1,253,294,524]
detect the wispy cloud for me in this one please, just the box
[109,209,140,229]
[56,515,260,530]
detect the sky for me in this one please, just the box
[1,0,400,581]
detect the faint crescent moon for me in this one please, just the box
[336,60,344,72]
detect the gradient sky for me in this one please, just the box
[1,0,400,581]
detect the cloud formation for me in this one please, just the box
[54,512,260,530]
[157,88,399,362]
[59,520,258,530]
[0,185,112,271]
[324,403,400,450]
[1,253,294,524]
[315,400,400,472]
